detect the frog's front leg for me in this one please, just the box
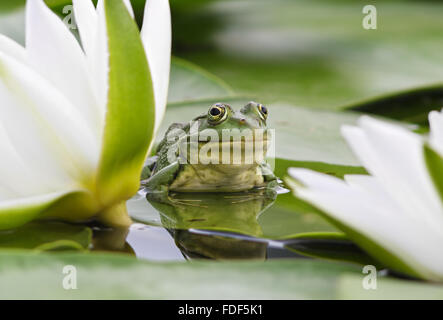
[259,162,279,198]
[260,161,277,183]
[142,161,180,203]
[140,155,158,181]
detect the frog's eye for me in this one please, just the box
[208,104,228,123]
[257,103,268,120]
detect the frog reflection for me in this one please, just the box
[173,229,268,260]
[146,188,276,260]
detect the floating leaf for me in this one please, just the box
[284,232,381,267]
[338,274,443,300]
[168,57,234,105]
[0,250,360,299]
[346,86,443,126]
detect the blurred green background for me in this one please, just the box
[2,0,443,111]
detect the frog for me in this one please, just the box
[141,101,278,199]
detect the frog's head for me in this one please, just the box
[198,101,268,133]
[181,101,270,167]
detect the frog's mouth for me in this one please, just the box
[178,138,270,166]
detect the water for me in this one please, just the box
[100,223,305,261]
[92,185,307,261]
[90,184,372,264]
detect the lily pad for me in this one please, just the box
[284,232,382,267]
[347,85,443,126]
[168,57,234,105]
[0,250,361,299]
[257,192,338,239]
[1,250,440,299]
[338,274,443,300]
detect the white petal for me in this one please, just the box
[0,35,26,63]
[289,168,398,225]
[289,168,443,281]
[141,0,172,133]
[0,52,98,189]
[72,0,97,58]
[26,0,102,140]
[429,109,443,156]
[89,0,109,115]
[342,117,443,232]
[0,123,50,198]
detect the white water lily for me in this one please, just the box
[0,0,171,229]
[288,111,443,281]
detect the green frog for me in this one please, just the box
[141,101,277,198]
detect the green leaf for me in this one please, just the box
[0,221,91,251]
[284,232,382,267]
[257,192,338,239]
[0,1,25,13]
[96,0,155,206]
[0,250,361,299]
[168,57,234,105]
[127,192,163,227]
[346,85,443,126]
[273,158,367,182]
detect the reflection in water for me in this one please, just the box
[91,222,302,261]
[91,187,304,261]
[172,229,268,260]
[147,187,277,237]
[92,226,134,254]
[126,224,185,261]
[145,187,278,260]
[91,187,366,264]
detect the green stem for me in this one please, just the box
[98,201,132,228]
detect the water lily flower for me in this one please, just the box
[0,0,171,229]
[288,111,443,281]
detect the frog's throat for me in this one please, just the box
[177,139,270,166]
[169,163,266,193]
